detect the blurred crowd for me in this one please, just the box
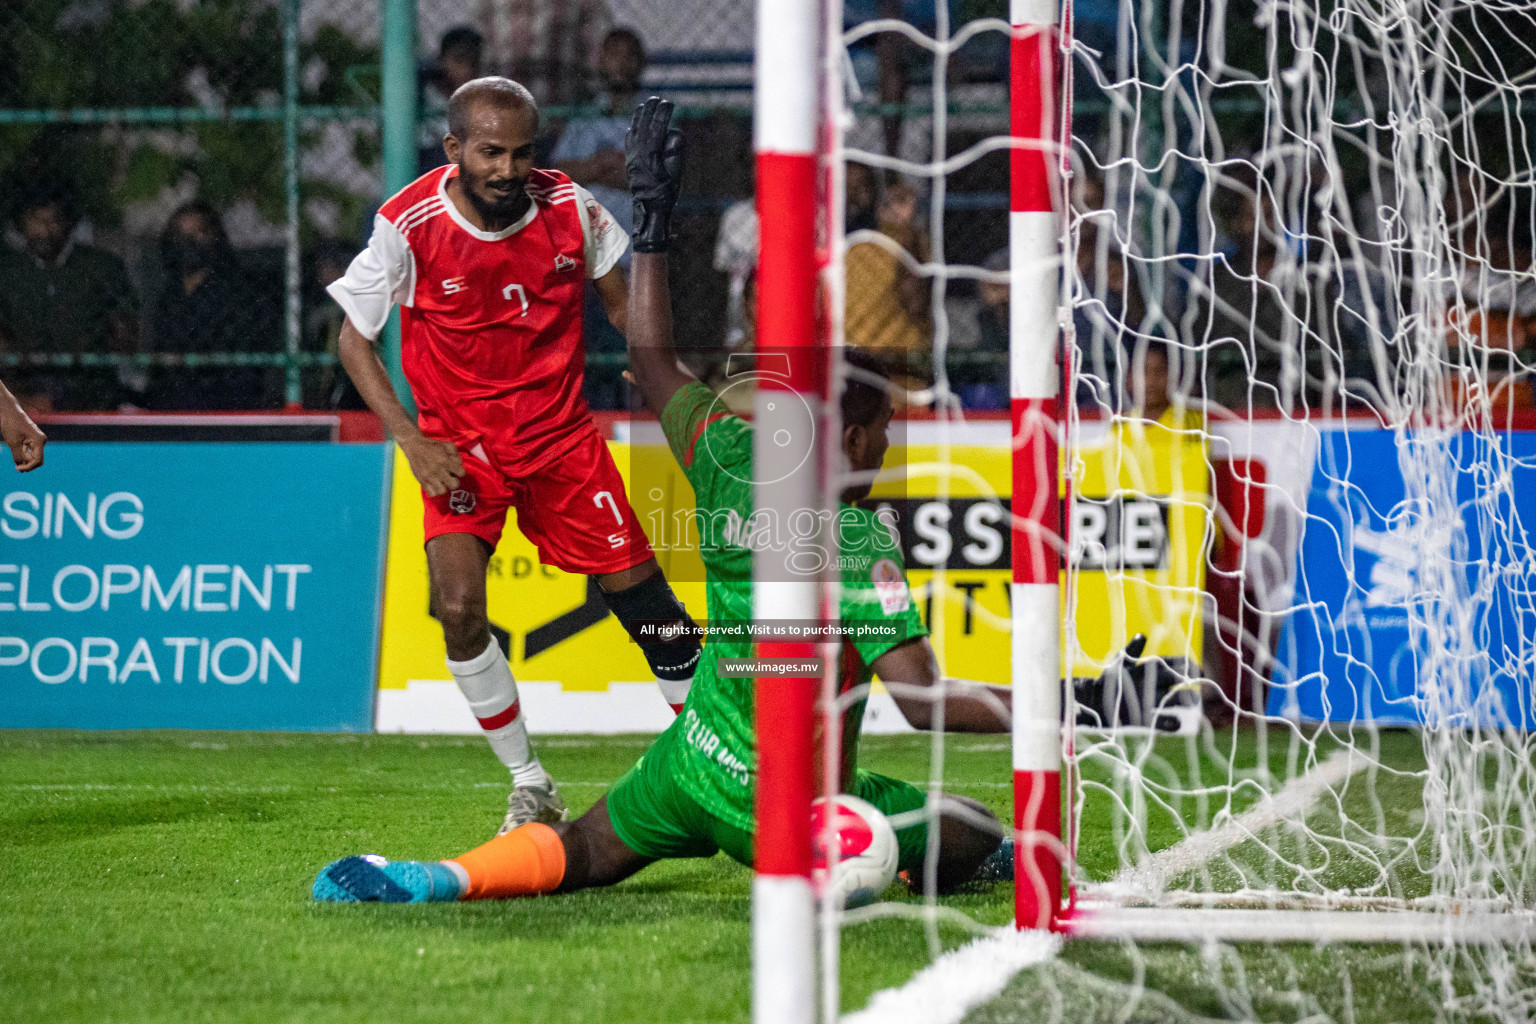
[4,0,1531,423]
[0,184,288,414]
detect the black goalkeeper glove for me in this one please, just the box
[625,96,686,254]
[1072,633,1200,733]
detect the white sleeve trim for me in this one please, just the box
[575,182,629,280]
[325,214,415,340]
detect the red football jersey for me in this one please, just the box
[329,165,628,474]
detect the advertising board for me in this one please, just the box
[1274,428,1536,727]
[0,443,391,731]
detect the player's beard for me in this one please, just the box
[463,171,529,228]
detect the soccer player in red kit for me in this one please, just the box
[329,77,700,836]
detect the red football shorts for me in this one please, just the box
[422,428,654,575]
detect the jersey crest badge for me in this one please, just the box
[448,489,477,514]
[871,557,910,615]
[553,253,577,273]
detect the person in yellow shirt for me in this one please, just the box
[1123,338,1204,434]
[844,178,932,394]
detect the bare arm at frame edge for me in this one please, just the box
[0,376,45,472]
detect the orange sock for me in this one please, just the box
[450,822,567,900]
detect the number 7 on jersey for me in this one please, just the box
[502,283,529,316]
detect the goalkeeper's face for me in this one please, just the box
[448,100,538,223]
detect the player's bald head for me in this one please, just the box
[447,76,538,143]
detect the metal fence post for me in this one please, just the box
[283,0,303,408]
[380,0,417,416]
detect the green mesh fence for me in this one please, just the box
[0,0,383,411]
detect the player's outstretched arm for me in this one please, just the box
[875,634,1187,735]
[871,639,1013,733]
[337,318,464,497]
[623,97,697,416]
[627,252,696,415]
[0,376,45,472]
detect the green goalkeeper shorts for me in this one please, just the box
[606,719,930,870]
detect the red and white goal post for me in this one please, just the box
[1007,0,1071,936]
[749,0,1074,1017]
[750,0,828,1022]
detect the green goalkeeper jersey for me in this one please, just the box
[658,381,928,832]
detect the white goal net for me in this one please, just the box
[818,0,1536,1018]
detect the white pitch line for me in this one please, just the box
[3,792,297,798]
[5,781,614,792]
[472,781,611,789]
[841,927,1060,1024]
[1091,747,1367,902]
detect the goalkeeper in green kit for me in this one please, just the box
[312,99,1013,906]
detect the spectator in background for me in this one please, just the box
[1118,338,1203,437]
[1125,338,1173,424]
[0,182,138,411]
[846,161,878,234]
[843,0,961,166]
[845,179,933,395]
[711,169,876,357]
[477,0,612,107]
[147,201,279,410]
[305,241,365,409]
[1439,194,1536,412]
[419,27,485,174]
[1077,232,1150,415]
[552,27,648,410]
[1193,166,1355,412]
[704,271,759,416]
[714,198,758,351]
[947,247,1009,410]
[553,28,647,255]
[1190,170,1289,410]
[1325,203,1399,411]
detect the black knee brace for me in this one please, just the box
[600,574,702,681]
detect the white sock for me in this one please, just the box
[439,859,471,897]
[447,639,547,789]
[657,675,692,714]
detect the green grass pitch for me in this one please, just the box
[0,728,1466,1023]
[0,730,1014,1023]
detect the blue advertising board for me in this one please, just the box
[1273,428,1536,728]
[0,443,391,731]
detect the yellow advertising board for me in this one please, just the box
[866,418,1209,683]
[1062,415,1211,675]
[377,420,1210,696]
[377,444,708,692]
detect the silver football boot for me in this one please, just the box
[498,778,569,836]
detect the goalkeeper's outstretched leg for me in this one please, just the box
[312,786,1002,904]
[312,799,651,904]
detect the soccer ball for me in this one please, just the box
[810,795,899,909]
